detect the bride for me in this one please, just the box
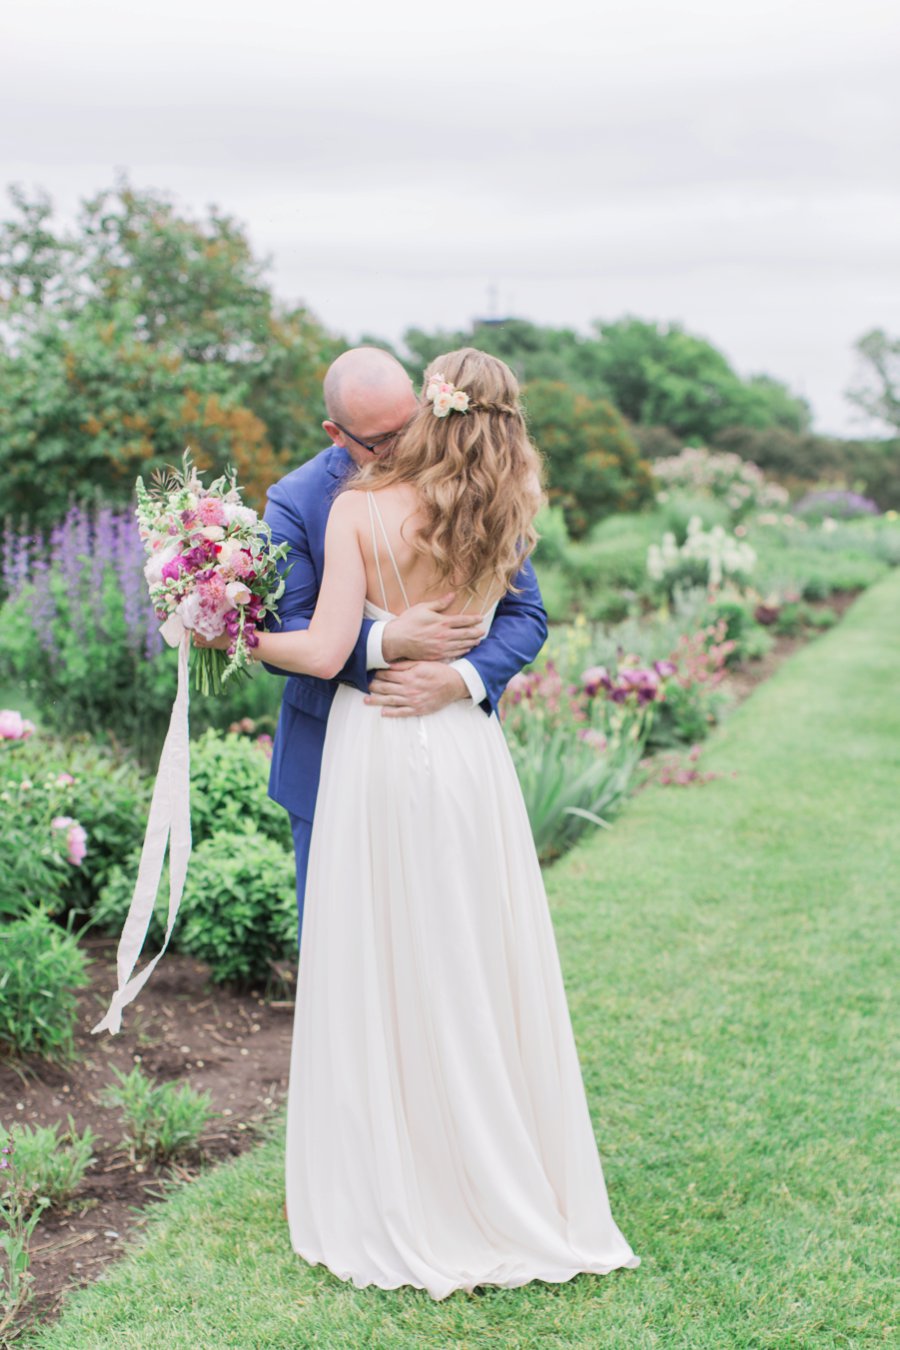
[202,347,640,1299]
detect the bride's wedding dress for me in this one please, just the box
[283,494,640,1300]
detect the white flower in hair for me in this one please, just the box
[425,372,470,417]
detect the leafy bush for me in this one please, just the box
[0,1118,97,1218]
[653,446,788,518]
[95,828,296,987]
[0,909,90,1064]
[500,656,666,862]
[658,492,732,540]
[188,729,290,849]
[0,736,94,921]
[523,379,656,538]
[647,517,757,596]
[99,1065,216,1163]
[2,731,151,921]
[643,620,736,749]
[504,723,644,864]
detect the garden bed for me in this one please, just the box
[1,938,295,1337]
[0,588,863,1342]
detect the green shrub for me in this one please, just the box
[0,1117,97,1218]
[188,729,291,850]
[176,830,296,985]
[94,828,297,987]
[3,733,152,921]
[506,725,643,864]
[659,492,732,540]
[99,1065,216,1163]
[740,625,776,662]
[801,573,831,602]
[0,909,90,1064]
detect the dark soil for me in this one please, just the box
[1,942,296,1343]
[0,588,863,1344]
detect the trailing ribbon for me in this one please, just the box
[91,619,193,1036]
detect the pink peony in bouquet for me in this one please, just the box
[137,451,290,695]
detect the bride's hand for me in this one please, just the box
[192,632,232,651]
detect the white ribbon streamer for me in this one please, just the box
[91,621,193,1036]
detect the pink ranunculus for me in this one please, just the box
[56,771,75,785]
[0,709,35,741]
[197,496,227,527]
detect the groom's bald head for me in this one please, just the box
[324,347,414,426]
[323,347,419,465]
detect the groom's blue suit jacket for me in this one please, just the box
[262,443,549,823]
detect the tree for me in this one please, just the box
[401,318,610,395]
[589,317,812,441]
[0,180,342,527]
[522,380,656,538]
[395,314,811,444]
[846,329,900,433]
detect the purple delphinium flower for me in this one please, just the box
[795,489,881,519]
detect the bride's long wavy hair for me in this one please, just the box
[349,348,545,597]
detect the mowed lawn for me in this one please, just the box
[25,572,899,1350]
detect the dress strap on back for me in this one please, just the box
[367,493,411,612]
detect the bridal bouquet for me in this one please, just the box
[138,453,290,695]
[91,451,290,1039]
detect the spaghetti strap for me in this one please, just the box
[366,493,390,612]
[368,493,411,611]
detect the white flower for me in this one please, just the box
[223,503,257,528]
[225,580,252,607]
[432,392,453,417]
[143,540,180,588]
[450,389,470,412]
[200,525,225,541]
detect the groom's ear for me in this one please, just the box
[323,419,342,445]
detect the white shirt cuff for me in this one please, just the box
[366,620,389,670]
[450,658,486,706]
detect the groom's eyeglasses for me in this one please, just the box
[332,422,404,455]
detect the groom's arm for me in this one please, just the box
[260,481,373,693]
[367,559,548,717]
[453,558,548,713]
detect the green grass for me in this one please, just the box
[22,572,900,1349]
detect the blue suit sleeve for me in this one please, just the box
[464,558,548,714]
[260,479,373,693]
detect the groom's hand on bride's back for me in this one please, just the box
[381,592,486,664]
[366,662,469,718]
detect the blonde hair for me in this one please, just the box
[349,348,545,597]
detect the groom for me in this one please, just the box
[262,346,548,947]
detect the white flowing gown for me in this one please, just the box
[283,497,640,1300]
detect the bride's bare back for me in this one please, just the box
[358,483,501,618]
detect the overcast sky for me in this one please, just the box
[4,0,899,436]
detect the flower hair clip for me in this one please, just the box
[424,372,470,417]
